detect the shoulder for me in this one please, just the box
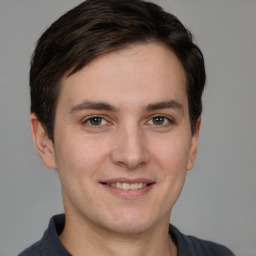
[18,214,69,256]
[185,234,235,255]
[18,241,41,256]
[170,225,235,256]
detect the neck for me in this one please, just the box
[59,214,177,256]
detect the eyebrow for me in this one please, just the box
[70,101,118,113]
[70,99,184,114]
[146,100,184,114]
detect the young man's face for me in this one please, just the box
[34,43,200,234]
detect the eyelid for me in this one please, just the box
[81,115,109,126]
[80,114,175,127]
[146,115,175,125]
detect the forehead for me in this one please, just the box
[58,43,187,111]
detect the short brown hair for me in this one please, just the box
[30,0,206,141]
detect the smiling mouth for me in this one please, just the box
[100,180,155,198]
[101,182,154,190]
[104,182,148,190]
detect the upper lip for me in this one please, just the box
[100,178,155,184]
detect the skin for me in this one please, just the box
[31,43,200,256]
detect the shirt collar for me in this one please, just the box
[39,214,71,256]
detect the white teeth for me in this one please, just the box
[138,183,143,189]
[107,182,147,190]
[123,183,130,190]
[116,182,122,189]
[130,183,138,190]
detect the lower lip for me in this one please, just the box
[101,183,154,199]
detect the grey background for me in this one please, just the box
[0,0,255,255]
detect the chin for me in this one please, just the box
[103,210,158,235]
[110,222,151,235]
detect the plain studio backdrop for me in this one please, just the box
[0,1,255,255]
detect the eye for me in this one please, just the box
[148,116,173,126]
[83,116,108,126]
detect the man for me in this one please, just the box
[19,0,234,255]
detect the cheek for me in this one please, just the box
[54,135,108,178]
[149,137,190,216]
[53,137,104,204]
[151,135,192,171]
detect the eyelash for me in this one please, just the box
[147,116,174,126]
[82,115,174,128]
[82,116,109,127]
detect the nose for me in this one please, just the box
[110,124,150,170]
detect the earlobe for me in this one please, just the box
[187,118,201,171]
[30,113,57,169]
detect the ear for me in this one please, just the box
[187,118,201,171]
[30,113,57,169]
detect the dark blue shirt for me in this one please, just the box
[18,214,234,256]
